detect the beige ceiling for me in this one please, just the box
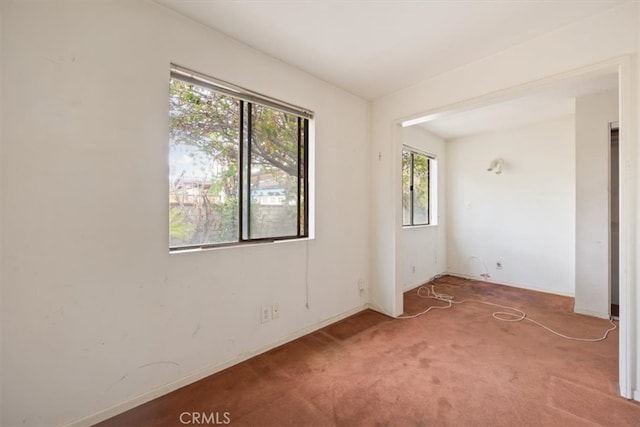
[155,0,624,100]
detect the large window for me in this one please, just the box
[169,65,310,250]
[402,148,432,226]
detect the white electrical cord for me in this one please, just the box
[397,277,617,342]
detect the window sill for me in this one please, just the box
[402,223,438,230]
[169,236,314,254]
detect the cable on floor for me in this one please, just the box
[397,275,617,342]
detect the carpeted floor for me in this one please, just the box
[98,276,640,426]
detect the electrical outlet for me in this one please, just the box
[496,262,503,270]
[357,278,366,296]
[272,304,280,319]
[261,306,271,323]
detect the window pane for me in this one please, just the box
[412,153,429,225]
[169,78,240,247]
[249,104,299,239]
[402,150,411,226]
[299,120,306,236]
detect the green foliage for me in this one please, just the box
[169,207,195,244]
[169,79,298,177]
[402,150,429,225]
[170,80,240,158]
[251,105,299,176]
[412,153,429,212]
[402,150,412,223]
[169,77,301,246]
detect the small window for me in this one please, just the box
[402,148,432,226]
[169,65,311,250]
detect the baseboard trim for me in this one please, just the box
[448,272,614,320]
[574,307,611,320]
[446,271,575,298]
[634,389,640,402]
[402,278,432,292]
[66,303,369,427]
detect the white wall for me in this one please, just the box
[400,126,446,291]
[635,3,640,402]
[370,1,639,317]
[0,1,370,425]
[0,4,4,423]
[446,117,576,296]
[575,89,619,318]
[370,0,638,399]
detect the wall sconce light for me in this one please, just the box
[487,158,504,174]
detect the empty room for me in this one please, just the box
[2,1,640,426]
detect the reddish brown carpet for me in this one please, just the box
[97,276,640,426]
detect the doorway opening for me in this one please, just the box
[610,123,619,319]
[393,59,633,399]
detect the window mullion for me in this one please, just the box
[410,153,415,226]
[240,102,251,241]
[238,100,244,242]
[297,117,302,237]
[245,103,253,240]
[303,119,309,237]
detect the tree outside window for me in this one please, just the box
[402,148,431,226]
[169,69,309,250]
